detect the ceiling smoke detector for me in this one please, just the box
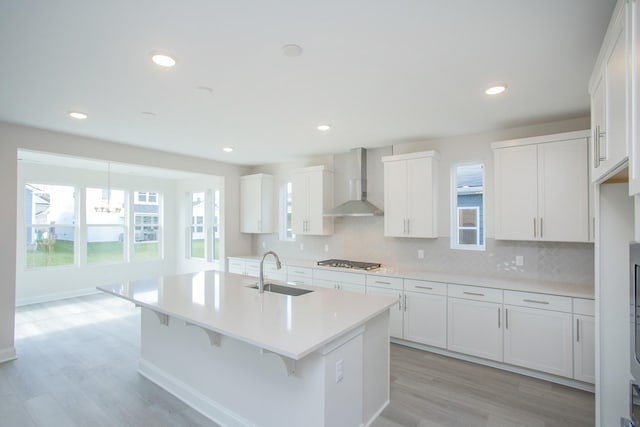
[282,44,303,57]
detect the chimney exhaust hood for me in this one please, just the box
[323,148,383,217]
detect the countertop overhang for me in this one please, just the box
[98,270,396,360]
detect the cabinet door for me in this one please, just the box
[590,71,607,181]
[494,145,538,240]
[240,178,260,233]
[631,0,640,194]
[404,291,446,348]
[407,157,436,238]
[291,173,308,234]
[574,314,595,383]
[592,4,628,181]
[306,170,327,235]
[383,160,407,237]
[447,298,503,362]
[228,258,246,275]
[538,139,589,242]
[503,305,573,378]
[367,287,403,338]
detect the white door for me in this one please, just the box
[407,157,435,238]
[574,314,595,383]
[494,145,538,240]
[291,172,308,234]
[367,287,403,338]
[538,139,589,242]
[503,305,573,378]
[404,291,446,348]
[383,160,407,237]
[447,298,503,362]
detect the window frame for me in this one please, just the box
[450,162,485,251]
[279,180,295,242]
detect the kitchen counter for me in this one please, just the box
[98,270,396,427]
[228,256,594,299]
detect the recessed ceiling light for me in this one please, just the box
[485,84,507,95]
[68,111,88,120]
[222,146,234,153]
[317,124,331,132]
[151,53,176,67]
[282,44,303,57]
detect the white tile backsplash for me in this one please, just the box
[252,216,594,285]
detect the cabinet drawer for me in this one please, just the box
[245,261,260,277]
[228,259,245,275]
[448,284,502,303]
[287,266,313,279]
[366,275,403,291]
[573,298,595,316]
[504,290,571,312]
[313,269,366,285]
[404,279,446,296]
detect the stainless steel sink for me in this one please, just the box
[248,283,313,296]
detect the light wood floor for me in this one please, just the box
[2,294,594,427]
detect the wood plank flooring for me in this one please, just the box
[1,294,594,426]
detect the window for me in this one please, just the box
[279,181,295,241]
[451,163,484,250]
[25,183,76,268]
[212,190,220,261]
[190,192,206,259]
[133,191,161,260]
[86,187,126,263]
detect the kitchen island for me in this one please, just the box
[97,270,396,427]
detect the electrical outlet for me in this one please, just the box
[261,241,266,249]
[299,243,304,251]
[335,359,344,383]
[418,249,424,259]
[515,255,524,266]
[324,244,329,253]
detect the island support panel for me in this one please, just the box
[138,308,389,427]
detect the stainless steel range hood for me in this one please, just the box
[323,148,383,217]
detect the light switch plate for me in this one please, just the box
[418,249,425,259]
[515,255,524,266]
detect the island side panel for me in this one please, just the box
[362,310,391,425]
[138,308,370,427]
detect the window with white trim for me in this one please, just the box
[451,163,485,250]
[279,181,295,241]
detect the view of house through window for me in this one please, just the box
[452,163,485,250]
[25,184,76,268]
[86,187,126,263]
[212,190,220,261]
[191,192,206,259]
[133,191,161,260]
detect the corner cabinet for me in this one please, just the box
[291,166,334,236]
[240,174,274,234]
[381,151,439,238]
[590,0,629,184]
[492,131,590,242]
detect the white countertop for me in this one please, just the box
[228,256,594,299]
[97,270,396,360]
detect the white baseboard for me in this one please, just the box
[0,347,17,364]
[363,399,389,427]
[391,339,595,393]
[138,359,256,427]
[16,288,101,307]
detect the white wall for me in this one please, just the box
[0,121,252,363]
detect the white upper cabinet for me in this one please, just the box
[493,131,590,242]
[291,166,333,236]
[382,151,439,238]
[590,0,629,183]
[630,0,640,193]
[240,174,274,234]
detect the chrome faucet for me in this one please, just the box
[259,251,282,293]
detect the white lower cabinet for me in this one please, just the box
[447,288,503,362]
[366,286,404,338]
[403,280,447,349]
[573,298,595,384]
[314,269,366,294]
[503,304,573,378]
[286,266,313,286]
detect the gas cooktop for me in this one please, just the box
[316,259,381,271]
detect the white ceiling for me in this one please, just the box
[0,0,616,166]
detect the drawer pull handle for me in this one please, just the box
[398,293,402,311]
[576,318,580,342]
[523,299,550,305]
[463,291,485,297]
[415,285,433,290]
[375,281,391,285]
